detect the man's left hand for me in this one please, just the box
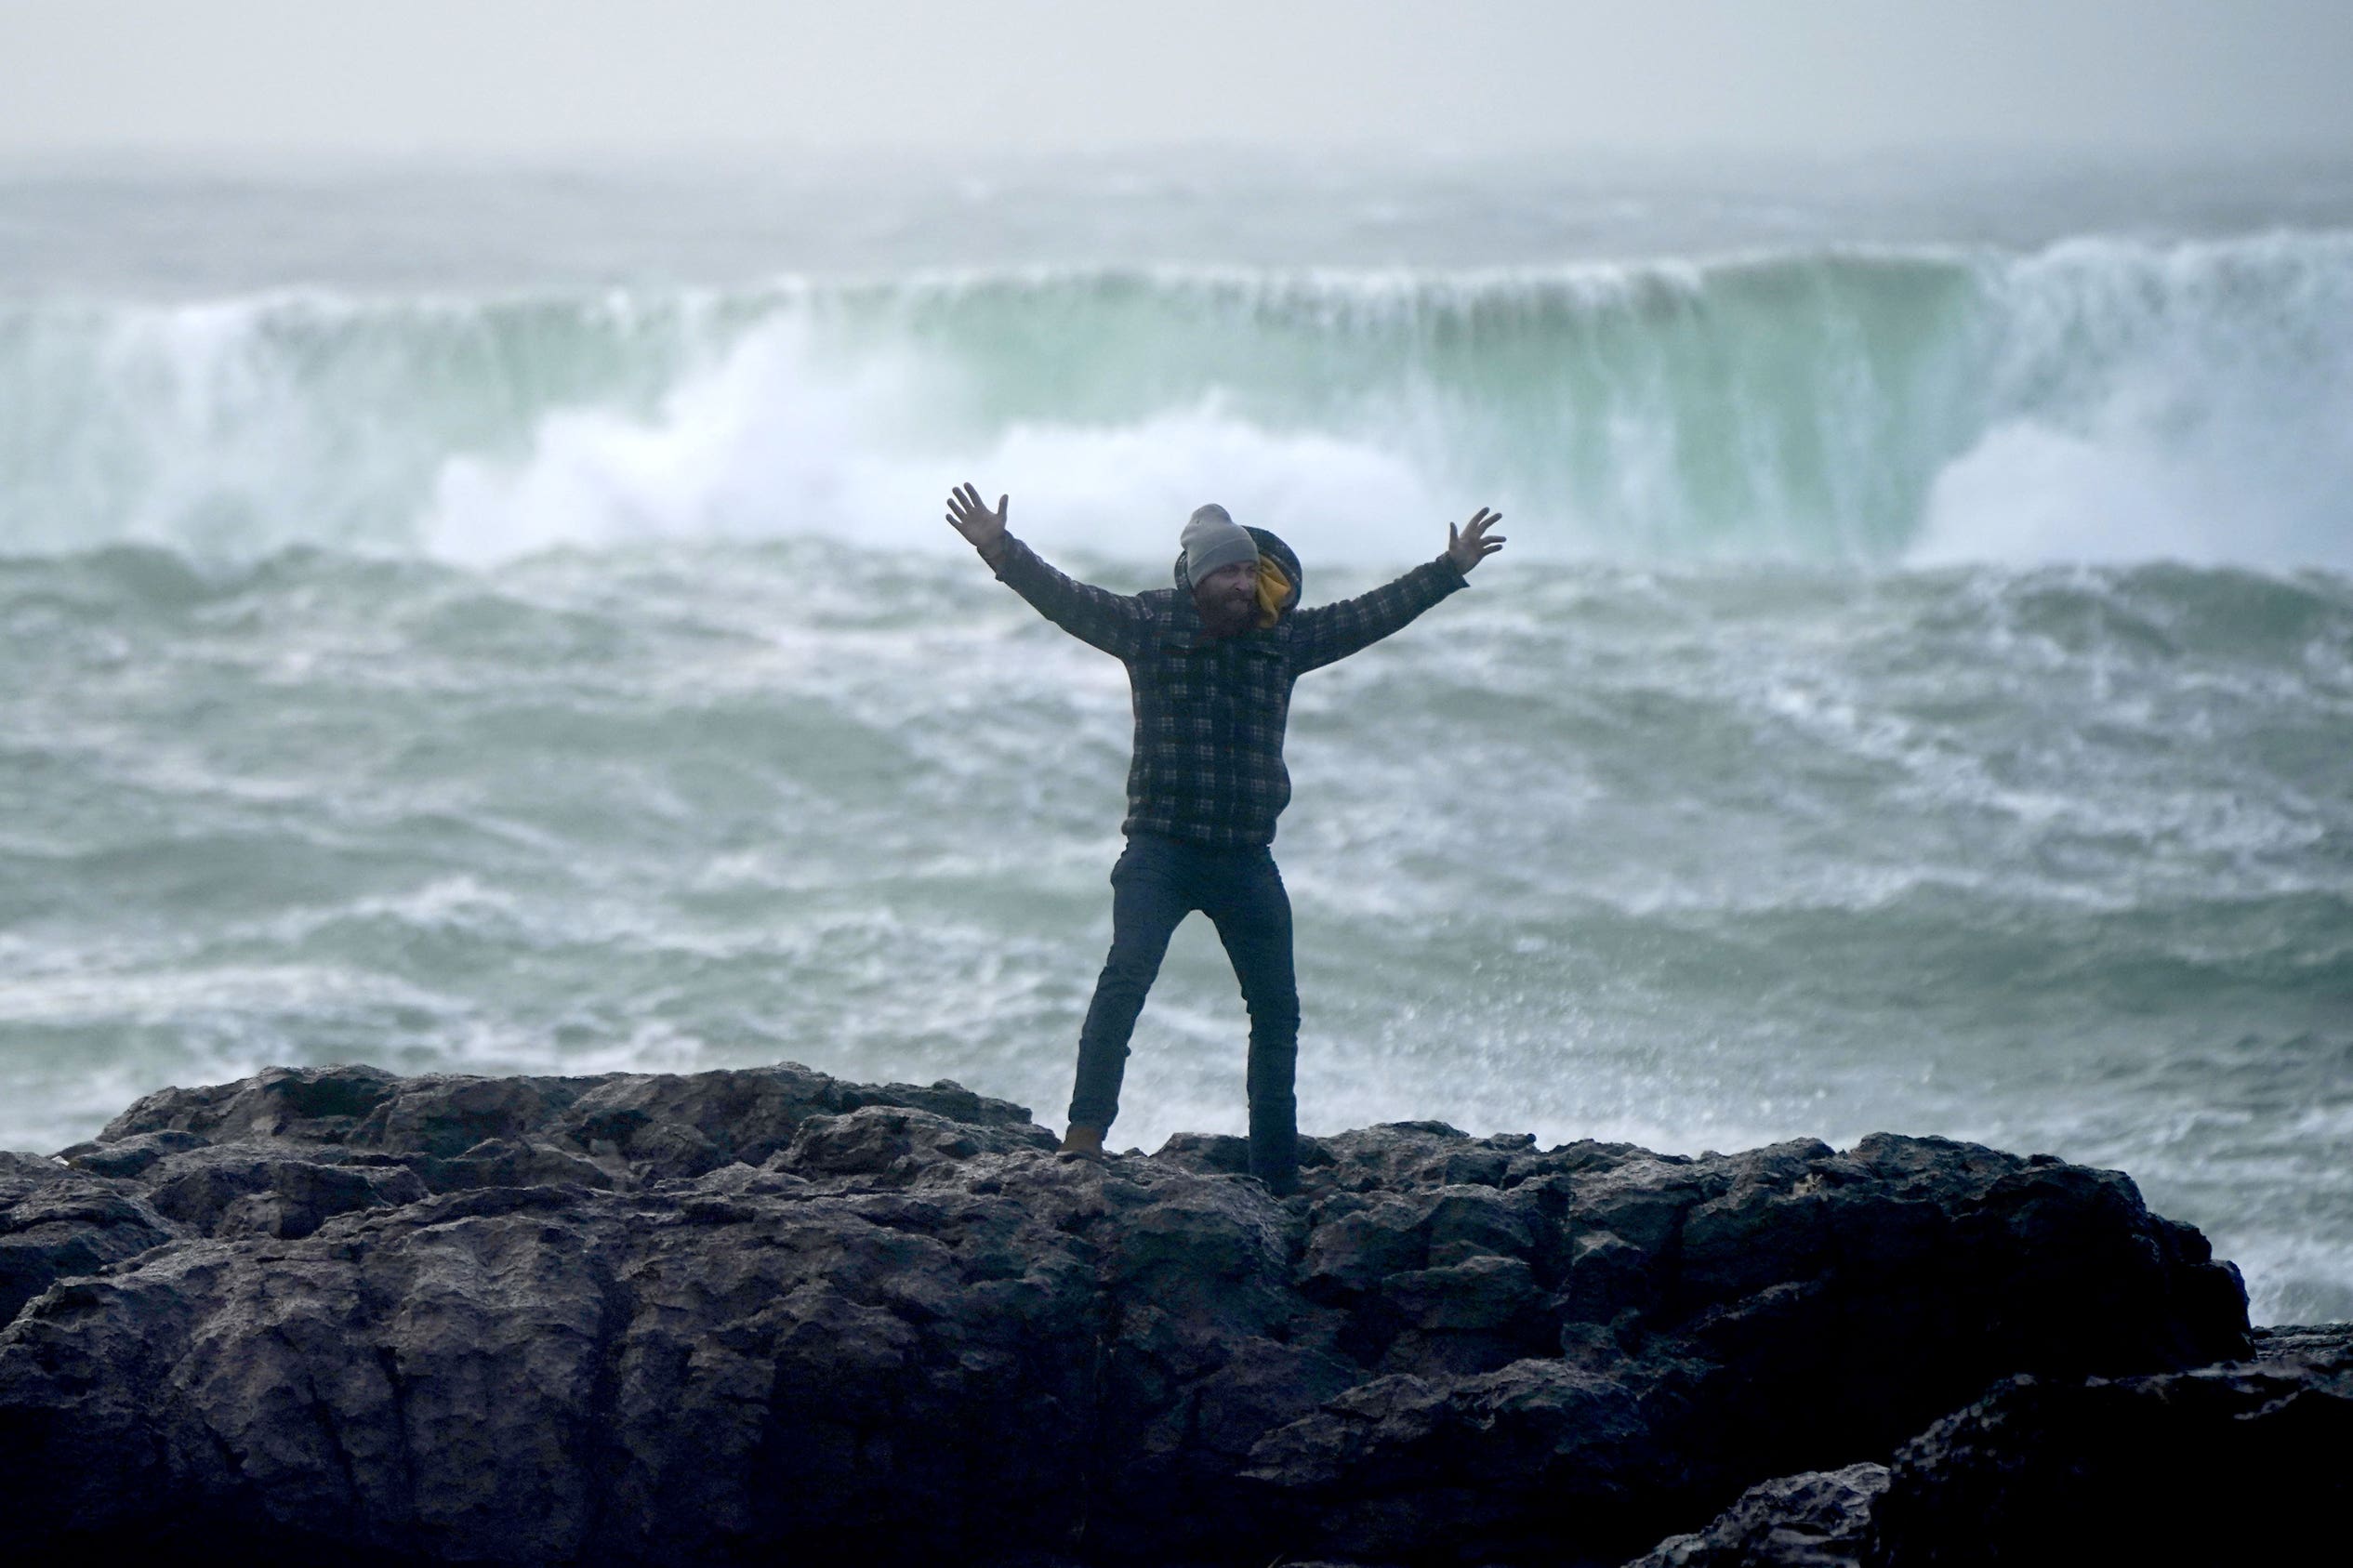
[1447,507,1505,573]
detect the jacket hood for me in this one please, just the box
[1173,526,1303,617]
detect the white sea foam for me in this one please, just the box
[422,316,945,564]
[7,233,2352,571]
[1911,233,2353,569]
[420,311,1450,567]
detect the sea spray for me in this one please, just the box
[7,234,2351,568]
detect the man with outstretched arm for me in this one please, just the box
[945,484,1504,1194]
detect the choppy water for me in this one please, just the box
[3,152,2348,1322]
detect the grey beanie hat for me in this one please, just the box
[1180,503,1259,582]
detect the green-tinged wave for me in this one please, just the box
[6,232,2350,566]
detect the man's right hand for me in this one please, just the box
[945,483,1010,549]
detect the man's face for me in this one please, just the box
[1195,559,1259,635]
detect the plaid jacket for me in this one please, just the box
[982,532,1467,846]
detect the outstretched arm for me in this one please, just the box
[945,482,1153,661]
[1293,507,1503,673]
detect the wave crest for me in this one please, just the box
[7,233,2351,569]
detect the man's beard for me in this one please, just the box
[1201,592,1251,632]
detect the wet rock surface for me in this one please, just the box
[0,1158,177,1324]
[0,1062,2274,1565]
[1626,1462,1888,1568]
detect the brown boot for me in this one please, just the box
[1056,1124,1106,1160]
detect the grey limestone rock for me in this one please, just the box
[1624,1464,1890,1567]
[779,1102,1058,1183]
[56,1126,212,1179]
[103,1061,406,1145]
[0,1164,178,1323]
[139,1142,425,1236]
[0,1064,2261,1567]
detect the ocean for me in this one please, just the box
[2,150,2347,1324]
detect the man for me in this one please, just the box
[945,484,1504,1194]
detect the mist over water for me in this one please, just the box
[4,154,2349,1322]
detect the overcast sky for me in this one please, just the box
[3,0,2348,159]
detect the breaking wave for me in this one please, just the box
[5,231,2350,569]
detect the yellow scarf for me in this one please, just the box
[1255,560,1292,628]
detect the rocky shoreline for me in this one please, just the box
[1,1061,2343,1565]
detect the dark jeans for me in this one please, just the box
[1068,832,1300,1191]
